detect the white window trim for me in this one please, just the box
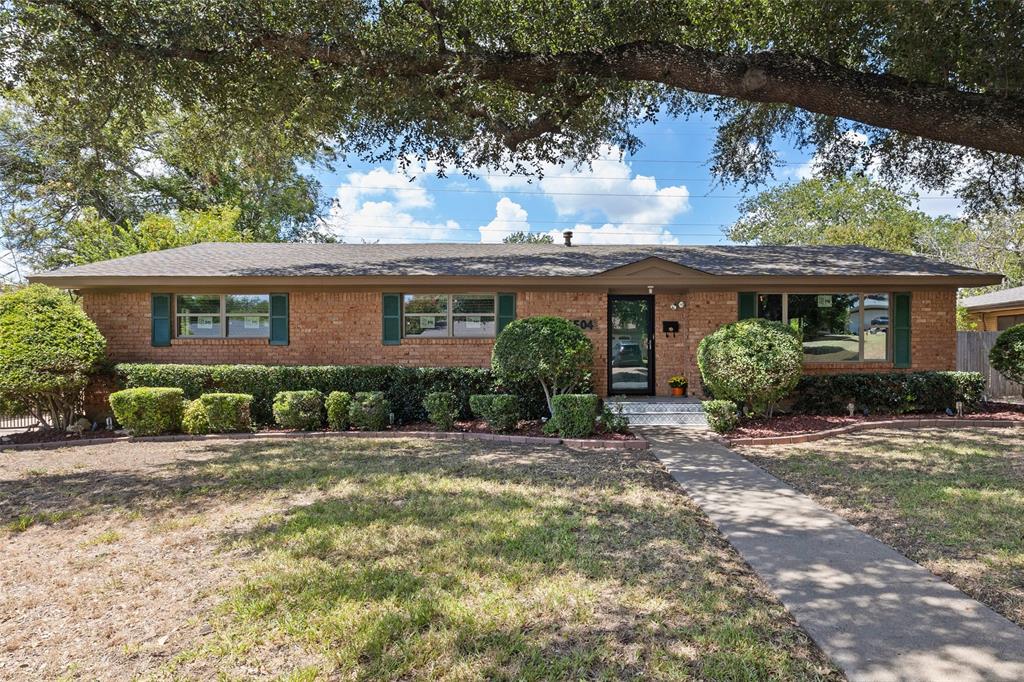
[756,292,892,363]
[402,293,498,339]
[174,294,271,339]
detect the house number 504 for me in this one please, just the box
[572,319,595,330]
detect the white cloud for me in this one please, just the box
[541,222,679,245]
[478,198,530,243]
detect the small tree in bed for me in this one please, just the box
[0,285,106,430]
[491,316,592,416]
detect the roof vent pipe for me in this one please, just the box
[563,230,573,247]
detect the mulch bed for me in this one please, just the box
[732,402,1024,439]
[0,429,120,446]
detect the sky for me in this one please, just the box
[313,110,961,246]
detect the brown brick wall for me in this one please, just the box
[81,286,958,402]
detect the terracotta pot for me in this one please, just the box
[671,386,684,397]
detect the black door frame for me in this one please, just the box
[607,294,655,395]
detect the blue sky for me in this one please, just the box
[313,111,958,245]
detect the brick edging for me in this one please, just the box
[724,418,1023,446]
[1,429,648,452]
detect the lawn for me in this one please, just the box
[738,427,1024,628]
[1,437,838,681]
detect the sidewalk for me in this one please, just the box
[645,427,1024,682]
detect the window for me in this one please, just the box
[754,293,890,362]
[175,294,270,338]
[403,294,497,338]
[997,314,1024,331]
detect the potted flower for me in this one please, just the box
[668,375,688,397]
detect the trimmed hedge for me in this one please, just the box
[182,399,209,435]
[791,371,986,415]
[547,394,599,438]
[349,391,391,431]
[114,364,532,424]
[469,394,520,433]
[423,391,459,431]
[109,387,184,436]
[273,390,323,430]
[702,400,739,434]
[325,391,352,430]
[200,393,253,433]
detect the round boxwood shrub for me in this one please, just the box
[423,391,459,431]
[325,391,353,430]
[0,284,107,430]
[702,400,740,434]
[182,399,209,435]
[697,319,803,418]
[273,390,323,430]
[348,391,391,431]
[990,324,1024,389]
[109,387,185,436]
[546,394,599,438]
[491,316,593,416]
[469,394,520,433]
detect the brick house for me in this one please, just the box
[30,240,1001,398]
[962,285,1024,331]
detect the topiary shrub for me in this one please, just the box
[469,394,520,433]
[200,393,252,432]
[491,316,593,416]
[109,387,184,436]
[990,324,1024,392]
[325,391,353,430]
[697,318,803,418]
[182,399,209,435]
[423,391,459,431]
[272,390,323,430]
[703,400,740,434]
[348,391,391,431]
[0,284,107,430]
[547,394,599,438]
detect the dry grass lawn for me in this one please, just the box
[2,437,838,680]
[739,427,1024,629]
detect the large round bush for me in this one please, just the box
[990,324,1024,389]
[491,316,593,416]
[697,318,803,418]
[0,284,106,430]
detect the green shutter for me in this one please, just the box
[497,293,516,334]
[151,294,171,347]
[893,292,911,368]
[269,293,289,346]
[738,292,757,320]
[382,293,401,345]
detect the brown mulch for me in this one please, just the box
[394,418,639,440]
[1,428,120,445]
[733,402,1024,439]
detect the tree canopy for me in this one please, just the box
[2,1,1024,213]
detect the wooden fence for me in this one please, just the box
[957,331,1024,399]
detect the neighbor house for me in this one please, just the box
[29,240,1001,398]
[961,285,1024,331]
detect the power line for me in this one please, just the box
[327,223,728,237]
[320,184,956,199]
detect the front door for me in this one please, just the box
[608,295,654,395]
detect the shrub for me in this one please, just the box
[182,399,209,435]
[469,394,520,433]
[791,371,986,414]
[703,400,740,434]
[491,316,593,416]
[547,394,599,438]
[272,390,323,430]
[990,325,1024,390]
[115,364,512,424]
[109,387,184,436]
[325,391,353,430]
[200,393,252,432]
[423,391,459,431]
[697,318,803,418]
[596,403,630,434]
[348,391,391,431]
[0,284,107,430]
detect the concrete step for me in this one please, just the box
[605,397,707,427]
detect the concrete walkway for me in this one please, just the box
[644,428,1024,682]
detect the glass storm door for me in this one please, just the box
[608,295,654,395]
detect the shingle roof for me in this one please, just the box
[961,285,1024,310]
[30,242,999,281]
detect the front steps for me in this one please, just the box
[605,396,707,428]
